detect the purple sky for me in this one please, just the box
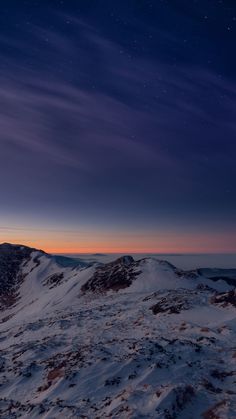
[0,1,235,252]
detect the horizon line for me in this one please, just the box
[55,251,236,255]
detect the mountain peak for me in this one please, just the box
[0,242,46,255]
[114,255,134,265]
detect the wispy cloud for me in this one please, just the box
[0,13,235,177]
[0,10,235,231]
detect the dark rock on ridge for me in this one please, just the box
[81,255,139,293]
[0,243,43,309]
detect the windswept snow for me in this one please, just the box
[0,244,235,418]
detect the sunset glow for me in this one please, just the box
[1,225,235,254]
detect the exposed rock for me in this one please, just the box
[211,289,236,308]
[43,272,64,288]
[0,243,40,309]
[149,289,203,315]
[81,255,139,293]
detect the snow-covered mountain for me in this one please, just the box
[0,243,235,418]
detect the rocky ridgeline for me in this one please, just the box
[81,256,141,293]
[0,243,43,309]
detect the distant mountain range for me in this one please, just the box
[0,243,235,418]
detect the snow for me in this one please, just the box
[0,246,235,418]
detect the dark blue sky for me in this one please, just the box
[0,0,235,252]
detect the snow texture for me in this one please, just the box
[0,244,235,418]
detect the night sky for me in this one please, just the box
[0,0,235,253]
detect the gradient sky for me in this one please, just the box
[0,0,236,253]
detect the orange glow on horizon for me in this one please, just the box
[1,230,235,254]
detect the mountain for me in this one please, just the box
[0,243,235,418]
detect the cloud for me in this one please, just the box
[0,11,235,191]
[0,17,175,172]
[0,75,170,171]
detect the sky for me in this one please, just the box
[0,0,236,253]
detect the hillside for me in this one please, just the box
[0,243,235,418]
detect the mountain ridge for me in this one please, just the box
[0,243,235,418]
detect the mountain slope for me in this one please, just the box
[0,244,235,418]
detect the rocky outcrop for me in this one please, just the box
[0,243,41,309]
[81,255,140,293]
[211,289,236,308]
